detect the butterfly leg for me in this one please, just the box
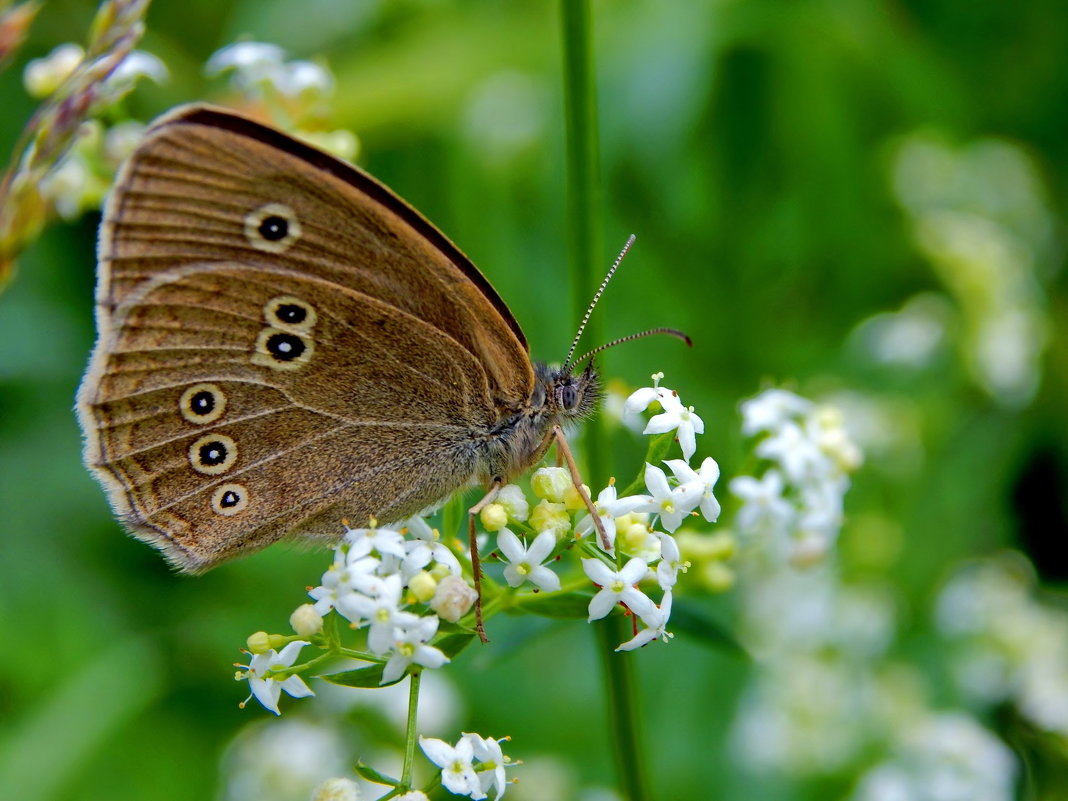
[551,425,612,551]
[468,481,502,643]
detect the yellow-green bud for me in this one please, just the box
[408,570,437,603]
[289,603,324,637]
[562,483,591,511]
[480,502,509,532]
[529,500,571,537]
[531,466,570,502]
[246,631,272,654]
[430,575,478,623]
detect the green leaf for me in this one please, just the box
[354,760,398,787]
[669,599,749,658]
[436,631,476,658]
[321,663,391,688]
[514,591,592,619]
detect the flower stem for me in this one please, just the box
[597,616,651,801]
[560,0,605,484]
[400,671,422,788]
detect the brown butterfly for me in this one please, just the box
[77,106,686,636]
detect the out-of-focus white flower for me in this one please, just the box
[102,50,169,100]
[756,421,830,485]
[851,713,1016,801]
[740,389,813,436]
[276,60,333,97]
[206,41,286,82]
[23,43,84,97]
[310,776,360,801]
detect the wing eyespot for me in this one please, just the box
[244,203,301,253]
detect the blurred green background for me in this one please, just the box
[1,1,1066,800]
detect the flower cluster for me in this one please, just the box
[309,518,466,685]
[420,733,514,801]
[730,388,862,565]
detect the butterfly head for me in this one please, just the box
[535,361,601,424]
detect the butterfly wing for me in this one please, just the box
[79,105,533,570]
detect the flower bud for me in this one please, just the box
[497,483,530,522]
[529,500,570,537]
[480,502,509,532]
[531,466,570,502]
[408,570,438,603]
[246,631,272,654]
[562,483,591,511]
[430,575,478,622]
[310,777,360,801]
[289,604,324,637]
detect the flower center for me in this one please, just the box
[610,579,626,593]
[517,562,531,576]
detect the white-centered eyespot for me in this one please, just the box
[244,203,301,253]
[179,383,227,425]
[211,483,249,516]
[251,327,314,371]
[264,295,317,333]
[188,433,238,475]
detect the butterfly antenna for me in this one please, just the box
[563,234,636,372]
[571,327,692,368]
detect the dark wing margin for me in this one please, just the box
[153,105,528,351]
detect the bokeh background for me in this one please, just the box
[1,1,1066,800]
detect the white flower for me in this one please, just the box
[277,60,333,97]
[420,736,485,800]
[239,641,314,715]
[655,533,688,591]
[466,733,512,801]
[740,388,813,436]
[341,574,420,655]
[205,41,286,82]
[309,555,381,623]
[644,393,705,462]
[617,592,674,651]
[497,529,560,592]
[343,523,406,560]
[664,457,722,522]
[382,616,449,684]
[756,421,830,484]
[575,483,651,551]
[583,558,656,621]
[729,470,794,536]
[402,516,461,580]
[635,463,702,533]
[102,50,169,99]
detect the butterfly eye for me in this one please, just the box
[263,295,318,333]
[188,434,238,475]
[179,383,227,424]
[211,483,249,516]
[244,203,302,253]
[559,384,580,410]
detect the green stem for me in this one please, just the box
[597,616,651,801]
[559,0,606,485]
[560,6,649,800]
[400,671,422,788]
